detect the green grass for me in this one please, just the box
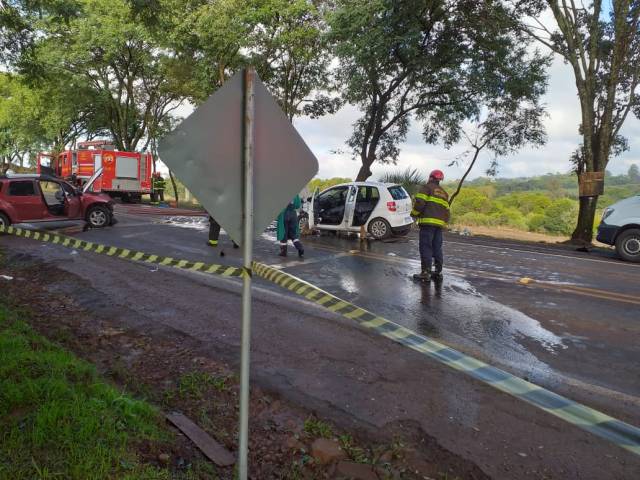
[0,305,169,480]
[303,417,333,439]
[177,372,229,399]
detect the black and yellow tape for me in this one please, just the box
[0,226,243,278]
[1,224,639,457]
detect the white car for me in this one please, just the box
[597,195,640,262]
[300,181,414,240]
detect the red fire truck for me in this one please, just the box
[37,140,153,202]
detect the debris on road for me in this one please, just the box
[166,412,235,467]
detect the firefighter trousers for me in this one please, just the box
[418,225,443,271]
[209,216,221,243]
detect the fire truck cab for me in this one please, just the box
[37,140,152,202]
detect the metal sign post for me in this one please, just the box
[158,66,318,477]
[238,68,255,479]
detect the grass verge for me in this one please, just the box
[0,304,169,480]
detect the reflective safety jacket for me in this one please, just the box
[152,176,166,191]
[411,181,450,227]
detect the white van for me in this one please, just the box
[596,195,640,262]
[300,182,414,240]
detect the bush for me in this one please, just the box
[454,211,495,226]
[539,198,578,235]
[497,192,552,215]
[527,213,546,232]
[378,168,427,196]
[450,189,492,215]
[489,206,528,230]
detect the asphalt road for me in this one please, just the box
[78,210,640,424]
[2,209,639,478]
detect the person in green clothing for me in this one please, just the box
[276,195,304,258]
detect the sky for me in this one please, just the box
[291,53,640,182]
[165,9,640,183]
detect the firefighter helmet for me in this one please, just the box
[429,169,444,181]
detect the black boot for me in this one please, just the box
[413,260,431,281]
[293,240,304,258]
[278,244,287,257]
[432,263,443,280]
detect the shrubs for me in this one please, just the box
[451,188,579,236]
[538,198,579,235]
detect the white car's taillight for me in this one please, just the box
[387,201,397,212]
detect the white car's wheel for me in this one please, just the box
[367,217,392,240]
[298,213,309,233]
[616,228,640,263]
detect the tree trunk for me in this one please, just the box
[571,194,599,244]
[355,165,371,181]
[168,170,179,206]
[355,154,374,181]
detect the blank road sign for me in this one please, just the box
[158,71,319,244]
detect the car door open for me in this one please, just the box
[316,186,350,226]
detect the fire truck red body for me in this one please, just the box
[37,140,152,202]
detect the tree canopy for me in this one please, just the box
[515,0,640,242]
[328,0,549,181]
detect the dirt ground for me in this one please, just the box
[0,249,488,480]
[450,224,570,244]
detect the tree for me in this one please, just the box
[516,1,640,243]
[173,0,336,119]
[249,0,337,121]
[447,45,548,205]
[329,0,548,181]
[0,73,43,172]
[169,0,254,100]
[29,0,189,151]
[629,163,640,182]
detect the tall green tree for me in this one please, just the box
[249,0,336,121]
[329,0,548,182]
[0,74,41,172]
[515,0,640,243]
[29,0,190,151]
[172,0,336,119]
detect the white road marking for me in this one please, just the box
[446,239,639,269]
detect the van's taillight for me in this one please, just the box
[387,201,397,212]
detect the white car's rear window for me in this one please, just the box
[388,185,409,200]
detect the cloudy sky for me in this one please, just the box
[292,53,640,182]
[167,9,640,183]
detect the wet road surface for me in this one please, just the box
[3,210,640,478]
[65,211,640,427]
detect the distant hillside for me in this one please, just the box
[444,171,639,235]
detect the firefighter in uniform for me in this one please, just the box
[208,215,239,249]
[411,169,450,282]
[151,173,166,205]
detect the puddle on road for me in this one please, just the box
[300,257,567,386]
[156,221,568,384]
[160,216,209,231]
